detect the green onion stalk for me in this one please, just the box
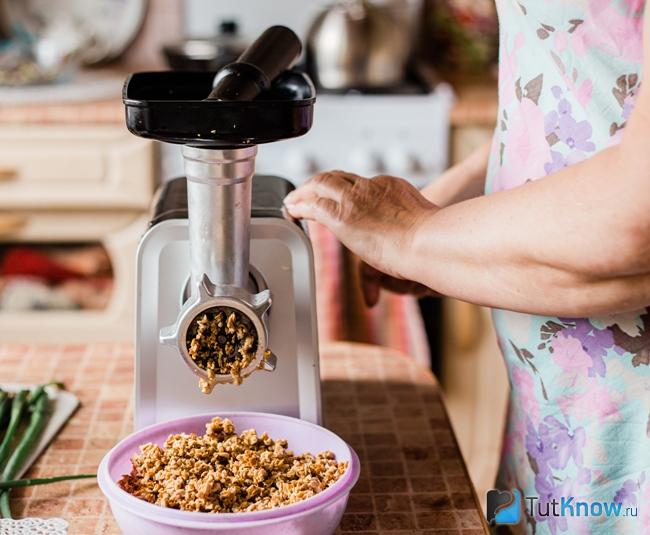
[0,473,96,489]
[0,390,29,469]
[0,385,97,519]
[0,391,48,518]
[0,391,10,429]
[0,389,11,436]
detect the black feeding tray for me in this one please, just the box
[122,70,315,148]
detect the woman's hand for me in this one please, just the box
[283,171,437,281]
[360,261,437,307]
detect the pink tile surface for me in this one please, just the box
[0,342,487,534]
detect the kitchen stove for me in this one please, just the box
[256,77,453,188]
[160,0,455,189]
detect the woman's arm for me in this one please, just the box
[407,137,650,316]
[286,131,650,317]
[420,141,491,207]
[408,5,650,316]
[284,11,650,318]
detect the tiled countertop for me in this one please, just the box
[1,342,488,535]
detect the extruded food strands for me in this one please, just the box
[186,308,272,394]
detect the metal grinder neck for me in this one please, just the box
[182,145,257,290]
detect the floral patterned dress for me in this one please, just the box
[486,1,650,534]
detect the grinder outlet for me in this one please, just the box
[160,274,276,392]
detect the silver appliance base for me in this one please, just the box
[135,217,321,429]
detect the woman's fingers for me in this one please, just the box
[378,276,432,297]
[360,262,382,308]
[311,171,357,202]
[285,171,358,206]
[284,192,340,226]
[284,171,358,224]
[360,260,436,307]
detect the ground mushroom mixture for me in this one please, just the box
[118,417,348,513]
[186,307,259,393]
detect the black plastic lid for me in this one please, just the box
[122,70,315,148]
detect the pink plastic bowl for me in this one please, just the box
[98,412,360,535]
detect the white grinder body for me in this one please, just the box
[134,175,321,429]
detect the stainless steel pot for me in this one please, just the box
[306,0,414,90]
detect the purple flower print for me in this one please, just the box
[543,85,596,175]
[544,151,565,174]
[622,95,635,120]
[526,416,590,535]
[613,473,645,506]
[545,96,595,151]
[543,150,588,174]
[557,97,571,116]
[558,318,615,377]
[545,110,560,136]
[534,476,573,535]
[526,416,586,475]
[556,113,595,151]
[614,479,639,506]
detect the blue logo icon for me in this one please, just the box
[486,488,522,525]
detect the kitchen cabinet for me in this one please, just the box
[0,211,148,342]
[0,121,155,342]
[0,126,153,209]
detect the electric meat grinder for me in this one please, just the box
[124,27,321,429]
